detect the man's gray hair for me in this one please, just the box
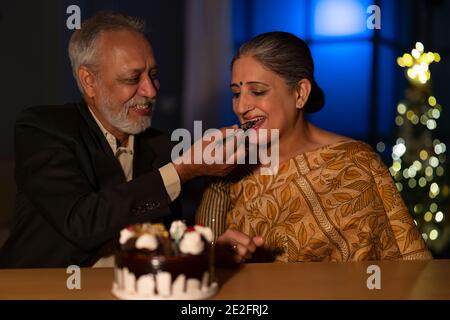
[68,11,145,93]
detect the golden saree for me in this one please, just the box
[196,140,432,262]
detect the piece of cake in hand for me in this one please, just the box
[112,220,217,300]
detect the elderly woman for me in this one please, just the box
[196,31,432,263]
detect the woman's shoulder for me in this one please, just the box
[310,127,376,155]
[304,128,385,169]
[314,128,349,146]
[327,138,377,155]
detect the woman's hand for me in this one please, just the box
[215,228,265,268]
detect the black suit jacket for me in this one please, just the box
[0,102,180,268]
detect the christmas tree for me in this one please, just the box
[388,42,449,256]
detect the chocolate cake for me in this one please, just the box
[112,221,218,300]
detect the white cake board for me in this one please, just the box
[112,282,219,300]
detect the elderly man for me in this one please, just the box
[0,12,237,268]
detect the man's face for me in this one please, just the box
[91,29,159,135]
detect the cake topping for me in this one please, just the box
[194,225,213,243]
[135,234,158,251]
[137,223,169,238]
[179,231,204,255]
[169,220,187,242]
[118,220,213,256]
[120,228,136,245]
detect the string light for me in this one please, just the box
[424,211,433,222]
[418,177,427,187]
[429,157,439,168]
[428,96,437,106]
[413,160,422,170]
[426,119,437,130]
[396,42,439,85]
[393,143,406,158]
[409,179,417,188]
[430,203,438,213]
[429,229,439,240]
[430,183,440,196]
[420,150,429,160]
[376,142,385,152]
[435,143,444,154]
[414,204,423,213]
[391,43,447,252]
[397,103,407,114]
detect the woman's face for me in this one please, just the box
[231,56,300,142]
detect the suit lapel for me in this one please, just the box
[76,101,115,157]
[77,101,126,187]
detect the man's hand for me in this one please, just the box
[215,228,265,267]
[172,125,241,183]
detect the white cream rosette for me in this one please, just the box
[135,234,158,251]
[194,225,213,243]
[119,228,136,245]
[179,231,204,255]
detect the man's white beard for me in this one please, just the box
[97,87,153,135]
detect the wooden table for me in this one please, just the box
[0,260,449,299]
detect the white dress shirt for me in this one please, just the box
[88,107,181,267]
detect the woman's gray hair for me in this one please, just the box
[68,11,145,93]
[232,31,325,113]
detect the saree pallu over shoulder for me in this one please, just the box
[198,140,432,262]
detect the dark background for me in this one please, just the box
[0,0,186,244]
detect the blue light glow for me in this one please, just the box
[313,0,369,37]
[251,0,306,38]
[309,42,373,138]
[230,0,399,139]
